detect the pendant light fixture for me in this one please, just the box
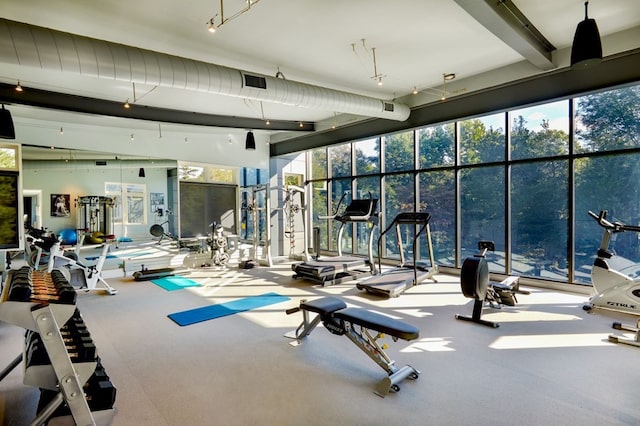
[138,167,146,178]
[570,1,602,69]
[245,131,256,150]
[0,105,16,139]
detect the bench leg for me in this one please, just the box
[343,323,419,397]
[284,305,323,343]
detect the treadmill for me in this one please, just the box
[356,212,438,297]
[291,198,379,286]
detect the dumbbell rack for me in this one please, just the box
[0,267,115,425]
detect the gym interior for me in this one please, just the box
[1,2,640,425]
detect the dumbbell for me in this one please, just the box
[85,360,117,410]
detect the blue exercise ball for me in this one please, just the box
[59,229,78,245]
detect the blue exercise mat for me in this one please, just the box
[151,276,201,291]
[168,292,290,326]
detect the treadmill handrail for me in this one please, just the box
[336,199,379,223]
[376,212,432,280]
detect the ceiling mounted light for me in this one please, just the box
[0,105,16,139]
[370,47,385,86]
[207,17,217,33]
[15,81,23,92]
[245,131,256,150]
[441,73,456,101]
[206,0,261,33]
[124,99,130,109]
[570,1,602,69]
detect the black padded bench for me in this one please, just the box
[287,296,420,397]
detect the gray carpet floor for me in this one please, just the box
[1,253,639,425]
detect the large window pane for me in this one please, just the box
[310,148,327,179]
[329,144,351,178]
[355,176,380,257]
[510,100,569,160]
[460,113,505,165]
[460,166,505,271]
[418,123,455,168]
[311,181,328,251]
[511,161,568,280]
[419,170,455,266]
[575,85,640,153]
[383,173,414,258]
[384,131,414,172]
[574,154,640,284]
[355,138,380,175]
[331,178,352,252]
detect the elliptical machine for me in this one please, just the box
[584,210,640,348]
[455,241,529,328]
[583,210,640,316]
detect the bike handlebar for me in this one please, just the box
[588,210,640,233]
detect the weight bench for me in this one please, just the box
[285,296,420,397]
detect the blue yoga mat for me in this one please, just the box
[168,292,290,326]
[152,276,201,291]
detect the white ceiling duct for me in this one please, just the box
[0,18,410,121]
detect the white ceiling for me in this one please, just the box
[1,0,639,163]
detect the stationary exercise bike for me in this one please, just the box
[455,241,529,328]
[584,210,640,348]
[583,210,640,316]
[47,233,117,295]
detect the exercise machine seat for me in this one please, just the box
[300,297,347,317]
[334,308,419,341]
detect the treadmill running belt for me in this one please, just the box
[357,267,433,298]
[292,256,370,284]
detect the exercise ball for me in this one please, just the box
[59,229,78,245]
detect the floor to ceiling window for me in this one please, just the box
[302,82,640,287]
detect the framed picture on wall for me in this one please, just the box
[150,192,165,216]
[51,193,71,217]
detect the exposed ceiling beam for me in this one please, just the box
[0,83,314,132]
[454,0,555,70]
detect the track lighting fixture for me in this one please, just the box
[15,81,23,92]
[0,105,16,139]
[245,131,256,150]
[441,73,455,101]
[260,102,269,125]
[370,47,385,86]
[138,167,146,178]
[123,83,137,108]
[206,0,262,34]
[570,1,602,69]
[207,17,217,33]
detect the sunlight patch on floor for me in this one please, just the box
[403,337,455,352]
[489,333,612,349]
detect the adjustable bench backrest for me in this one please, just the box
[334,308,419,341]
[300,296,419,341]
